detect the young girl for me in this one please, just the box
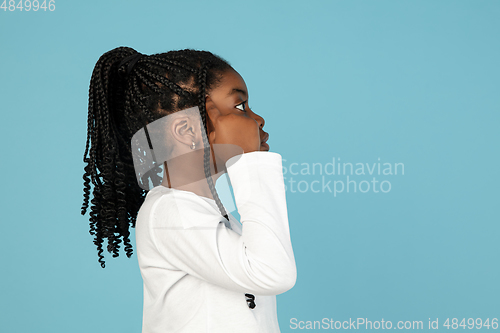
[81,46,296,332]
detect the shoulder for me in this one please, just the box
[146,186,224,230]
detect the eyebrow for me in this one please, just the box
[228,88,247,98]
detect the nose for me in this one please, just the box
[250,109,265,129]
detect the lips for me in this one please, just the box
[261,132,269,144]
[261,132,269,151]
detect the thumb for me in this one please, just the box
[209,129,216,143]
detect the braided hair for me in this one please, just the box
[81,46,256,309]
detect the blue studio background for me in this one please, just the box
[1,0,499,332]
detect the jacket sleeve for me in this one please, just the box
[149,151,297,296]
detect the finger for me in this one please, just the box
[209,130,216,143]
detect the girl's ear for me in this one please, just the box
[205,94,215,112]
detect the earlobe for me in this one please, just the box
[209,130,215,143]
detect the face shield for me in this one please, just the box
[130,106,243,216]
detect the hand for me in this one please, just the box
[206,100,261,164]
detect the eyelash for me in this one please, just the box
[235,101,247,112]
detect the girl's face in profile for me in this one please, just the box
[205,69,270,151]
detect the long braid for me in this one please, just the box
[197,65,229,221]
[81,80,94,215]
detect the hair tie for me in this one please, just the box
[118,52,144,75]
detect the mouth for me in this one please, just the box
[260,133,269,151]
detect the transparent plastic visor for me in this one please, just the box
[131,106,243,215]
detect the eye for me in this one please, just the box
[235,101,247,112]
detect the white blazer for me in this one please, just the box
[135,151,297,332]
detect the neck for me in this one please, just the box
[160,147,225,200]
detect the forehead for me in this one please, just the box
[213,69,248,97]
